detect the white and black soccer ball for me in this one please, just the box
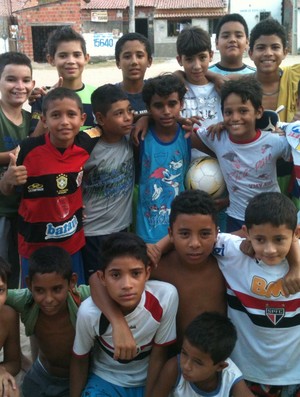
[185,156,226,199]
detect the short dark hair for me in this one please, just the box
[28,246,73,282]
[215,13,249,39]
[184,312,237,364]
[169,190,217,228]
[101,232,149,271]
[245,192,297,231]
[220,76,262,112]
[249,18,287,51]
[91,84,129,116]
[42,87,83,115]
[142,73,186,108]
[115,32,152,63]
[47,26,87,58]
[177,26,211,57]
[0,257,11,285]
[0,51,32,78]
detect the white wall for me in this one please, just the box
[229,0,282,33]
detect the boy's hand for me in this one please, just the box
[282,266,300,297]
[206,122,226,140]
[0,366,17,397]
[213,196,229,211]
[239,239,256,258]
[131,116,149,146]
[6,153,27,186]
[112,322,138,361]
[28,77,64,104]
[146,243,161,268]
[177,116,202,139]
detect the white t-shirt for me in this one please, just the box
[172,357,242,397]
[198,129,291,220]
[181,80,223,129]
[214,233,300,385]
[73,280,178,387]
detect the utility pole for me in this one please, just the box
[291,0,297,54]
[129,0,135,33]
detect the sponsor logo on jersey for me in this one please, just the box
[45,216,78,240]
[56,174,68,194]
[265,306,285,325]
[27,183,44,193]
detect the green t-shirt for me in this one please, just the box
[0,107,31,216]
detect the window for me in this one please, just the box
[260,12,271,21]
[167,20,191,37]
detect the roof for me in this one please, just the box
[81,0,224,10]
[156,0,224,9]
[81,0,156,9]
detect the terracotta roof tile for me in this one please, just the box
[81,0,156,9]
[156,0,224,8]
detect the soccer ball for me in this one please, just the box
[185,156,226,198]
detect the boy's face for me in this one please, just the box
[169,213,218,267]
[0,64,34,107]
[48,41,89,84]
[180,338,226,388]
[0,277,7,311]
[148,92,182,130]
[223,93,263,142]
[249,34,287,74]
[243,223,298,266]
[41,98,86,148]
[216,21,248,63]
[98,256,151,315]
[177,51,213,85]
[96,99,133,142]
[116,40,152,83]
[27,272,76,316]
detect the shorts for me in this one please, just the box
[20,249,85,287]
[247,381,300,397]
[22,358,69,397]
[82,229,128,282]
[226,215,244,233]
[82,373,144,397]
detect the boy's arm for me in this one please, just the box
[144,344,170,397]
[283,237,300,296]
[150,356,178,397]
[89,273,137,360]
[0,152,27,196]
[0,307,21,396]
[69,354,89,397]
[191,131,216,157]
[231,379,255,397]
[31,119,47,137]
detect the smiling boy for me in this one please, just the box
[0,87,100,285]
[6,246,90,397]
[193,76,291,231]
[0,52,35,287]
[214,192,300,396]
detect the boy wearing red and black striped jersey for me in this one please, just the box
[0,87,100,286]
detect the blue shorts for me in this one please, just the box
[82,373,144,397]
[20,250,85,287]
[22,358,69,397]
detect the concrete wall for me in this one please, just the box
[229,0,282,33]
[154,18,209,58]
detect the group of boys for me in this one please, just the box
[0,11,299,397]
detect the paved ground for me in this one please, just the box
[31,52,300,88]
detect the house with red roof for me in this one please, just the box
[1,0,227,60]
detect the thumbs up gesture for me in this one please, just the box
[7,152,27,186]
[0,148,27,195]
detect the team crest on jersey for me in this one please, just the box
[27,183,44,193]
[265,307,285,325]
[56,174,68,194]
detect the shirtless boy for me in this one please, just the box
[6,246,90,397]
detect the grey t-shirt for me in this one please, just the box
[82,136,134,236]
